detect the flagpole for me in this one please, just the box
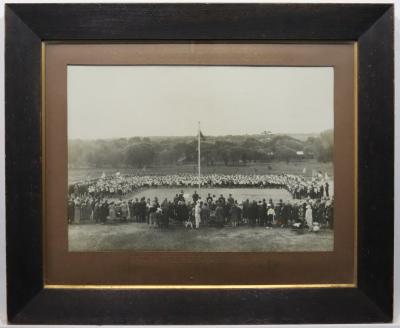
[198,121,201,190]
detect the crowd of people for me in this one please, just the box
[69,173,330,200]
[68,176,334,232]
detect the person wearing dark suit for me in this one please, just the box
[192,190,200,203]
[215,202,225,228]
[325,182,330,198]
[139,197,147,223]
[67,199,75,224]
[259,199,268,227]
[248,201,258,227]
[229,201,242,227]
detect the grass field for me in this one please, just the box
[118,187,293,203]
[68,160,333,184]
[69,223,333,252]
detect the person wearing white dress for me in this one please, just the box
[305,204,313,231]
[195,201,202,229]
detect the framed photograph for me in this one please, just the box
[5,3,394,325]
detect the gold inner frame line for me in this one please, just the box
[44,283,356,290]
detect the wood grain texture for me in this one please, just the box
[5,3,394,324]
[10,288,388,325]
[357,6,394,320]
[5,6,43,321]
[7,3,391,40]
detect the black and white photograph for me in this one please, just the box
[67,65,334,252]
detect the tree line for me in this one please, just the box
[68,130,333,168]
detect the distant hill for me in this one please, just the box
[69,130,333,169]
[284,133,319,142]
[74,133,317,144]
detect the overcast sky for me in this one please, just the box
[68,65,333,139]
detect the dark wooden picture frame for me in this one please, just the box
[5,3,394,324]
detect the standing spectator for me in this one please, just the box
[68,198,75,224]
[192,190,200,203]
[280,202,288,227]
[195,201,202,229]
[243,199,250,223]
[161,199,170,228]
[248,201,258,227]
[325,182,330,198]
[325,201,334,228]
[100,201,109,223]
[93,202,101,223]
[215,202,225,228]
[259,199,268,227]
[305,204,313,231]
[109,202,116,222]
[201,202,210,225]
[128,200,134,221]
[139,197,147,223]
[176,201,188,222]
[74,198,81,224]
[121,201,129,222]
[229,201,242,227]
[267,204,275,227]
